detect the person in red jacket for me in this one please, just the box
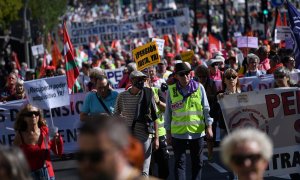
[13,104,63,180]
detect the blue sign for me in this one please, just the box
[271,0,284,7]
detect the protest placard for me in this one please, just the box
[276,26,292,40]
[24,76,70,109]
[152,38,165,56]
[237,36,258,48]
[31,44,44,56]
[180,50,194,63]
[132,41,160,71]
[105,68,124,89]
[219,88,300,176]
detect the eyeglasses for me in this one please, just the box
[231,153,262,166]
[178,71,190,77]
[23,111,40,117]
[211,63,219,67]
[225,75,237,80]
[76,150,104,163]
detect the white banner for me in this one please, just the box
[237,36,258,48]
[24,76,70,109]
[152,38,165,56]
[68,8,190,45]
[219,87,300,176]
[0,93,85,154]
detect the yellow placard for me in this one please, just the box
[180,50,194,63]
[132,41,160,71]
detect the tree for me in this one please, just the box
[0,0,23,29]
[29,0,67,34]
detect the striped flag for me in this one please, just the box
[63,22,80,90]
[287,1,300,69]
[11,52,21,71]
[51,40,62,68]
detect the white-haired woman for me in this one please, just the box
[244,53,266,77]
[221,128,273,180]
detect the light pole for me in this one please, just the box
[23,0,31,68]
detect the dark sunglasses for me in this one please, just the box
[274,74,285,79]
[231,154,262,166]
[23,111,40,117]
[225,75,237,80]
[178,71,190,77]
[76,151,104,163]
[211,63,219,67]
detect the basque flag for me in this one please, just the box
[63,22,80,91]
[287,1,300,69]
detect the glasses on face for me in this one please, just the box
[211,63,219,67]
[249,61,257,64]
[231,153,262,166]
[178,71,190,77]
[225,74,237,80]
[76,150,104,163]
[23,111,40,117]
[274,74,285,79]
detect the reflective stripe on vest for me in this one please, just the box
[169,83,205,135]
[151,87,166,136]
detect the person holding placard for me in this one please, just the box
[13,104,63,180]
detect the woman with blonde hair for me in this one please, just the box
[13,104,63,180]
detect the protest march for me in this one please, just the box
[0,0,300,180]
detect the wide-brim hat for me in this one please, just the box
[174,63,191,74]
[206,58,224,67]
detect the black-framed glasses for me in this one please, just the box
[23,111,40,117]
[231,153,262,166]
[178,71,190,77]
[225,75,237,80]
[76,150,104,163]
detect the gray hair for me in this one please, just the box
[127,62,137,72]
[247,53,260,64]
[220,128,273,166]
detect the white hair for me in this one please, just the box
[220,128,273,166]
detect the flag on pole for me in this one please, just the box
[51,40,62,68]
[11,52,21,71]
[208,34,221,54]
[38,52,47,78]
[63,22,80,90]
[287,1,300,69]
[276,11,282,27]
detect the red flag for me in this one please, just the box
[283,12,287,26]
[39,53,47,78]
[276,12,282,26]
[175,33,181,54]
[51,40,62,68]
[208,34,221,54]
[63,22,79,90]
[11,52,21,70]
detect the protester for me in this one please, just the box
[220,128,273,180]
[0,72,18,102]
[13,104,64,180]
[194,65,218,161]
[80,75,118,121]
[165,62,213,180]
[244,53,266,77]
[118,62,137,89]
[6,79,26,101]
[257,46,270,71]
[146,66,166,88]
[114,70,159,176]
[156,59,172,81]
[207,58,224,81]
[267,54,283,74]
[281,56,300,73]
[87,67,105,92]
[0,145,32,180]
[77,115,151,180]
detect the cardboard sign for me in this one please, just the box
[31,44,44,56]
[219,87,300,176]
[24,76,70,109]
[237,36,258,48]
[104,68,124,89]
[152,38,165,56]
[132,41,160,71]
[180,50,194,63]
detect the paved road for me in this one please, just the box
[53,147,291,180]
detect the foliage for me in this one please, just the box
[0,0,23,29]
[29,0,68,33]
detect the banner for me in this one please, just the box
[0,93,85,153]
[214,73,300,92]
[24,76,70,109]
[132,41,160,71]
[180,50,194,63]
[219,87,300,176]
[105,68,124,89]
[68,8,190,45]
[237,36,258,48]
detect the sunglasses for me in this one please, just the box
[76,151,104,163]
[231,154,262,166]
[178,71,190,77]
[274,74,285,79]
[211,63,219,67]
[23,111,40,117]
[225,75,237,80]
